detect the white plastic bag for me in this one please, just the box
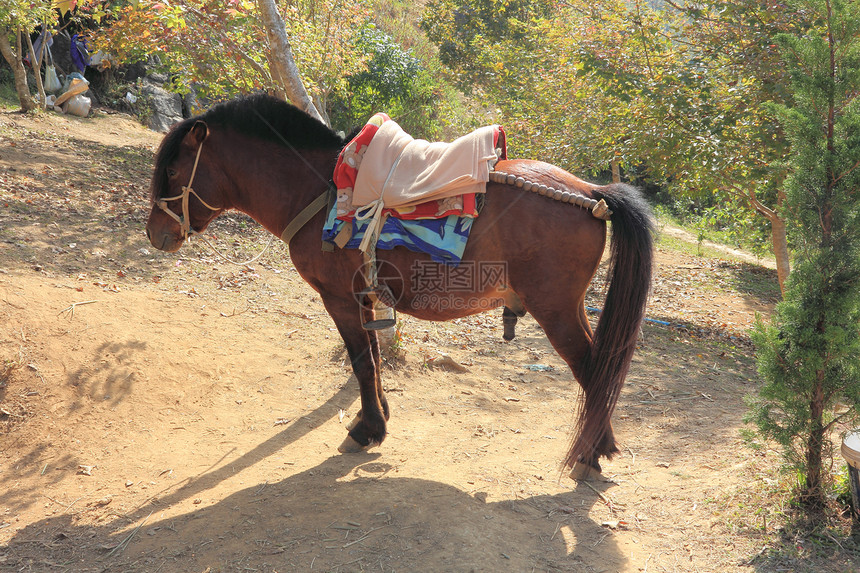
[44,65,61,93]
[43,46,62,93]
[64,95,91,117]
[53,77,90,112]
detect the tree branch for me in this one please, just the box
[832,157,860,185]
[722,180,777,220]
[823,409,855,433]
[182,4,272,83]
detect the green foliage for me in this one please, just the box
[0,66,17,104]
[350,28,421,106]
[421,0,777,181]
[0,0,55,29]
[328,26,441,137]
[87,0,465,137]
[748,0,860,508]
[683,196,773,257]
[91,1,264,99]
[420,0,553,91]
[367,0,489,138]
[90,0,370,103]
[418,0,810,259]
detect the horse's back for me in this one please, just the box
[492,159,601,196]
[466,159,608,266]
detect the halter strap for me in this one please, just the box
[156,140,221,238]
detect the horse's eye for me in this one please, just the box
[167,168,178,178]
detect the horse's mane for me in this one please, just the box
[150,93,345,201]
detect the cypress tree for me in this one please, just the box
[749,0,860,508]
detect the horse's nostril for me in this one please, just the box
[146,227,151,240]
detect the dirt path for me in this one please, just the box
[658,225,776,270]
[0,109,850,573]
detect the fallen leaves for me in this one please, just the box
[93,281,121,292]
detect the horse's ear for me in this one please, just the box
[186,120,209,147]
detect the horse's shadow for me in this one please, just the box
[3,371,627,572]
[4,457,625,573]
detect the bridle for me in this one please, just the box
[152,124,331,265]
[155,138,221,239]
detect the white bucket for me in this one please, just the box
[842,430,860,522]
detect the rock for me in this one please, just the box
[120,61,149,83]
[147,72,169,85]
[120,55,161,83]
[49,33,74,78]
[140,79,183,133]
[184,90,201,116]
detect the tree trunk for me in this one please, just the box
[770,214,790,297]
[611,158,621,183]
[265,49,288,102]
[313,93,331,127]
[257,0,326,125]
[742,185,790,297]
[0,30,35,112]
[24,32,46,108]
[804,376,826,508]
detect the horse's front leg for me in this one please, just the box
[321,295,387,453]
[345,315,389,431]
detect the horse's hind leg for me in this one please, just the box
[502,292,527,341]
[502,307,518,341]
[527,299,616,475]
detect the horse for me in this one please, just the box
[145,94,654,478]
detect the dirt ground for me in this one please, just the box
[0,108,855,573]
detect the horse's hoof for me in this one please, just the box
[338,435,372,453]
[345,414,361,432]
[569,462,604,481]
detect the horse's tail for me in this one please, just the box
[564,183,654,469]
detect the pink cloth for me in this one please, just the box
[352,119,500,209]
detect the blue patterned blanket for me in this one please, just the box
[322,205,473,266]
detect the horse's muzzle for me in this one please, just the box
[146,224,184,253]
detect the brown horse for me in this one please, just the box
[145,94,654,477]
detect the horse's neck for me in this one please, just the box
[221,142,336,238]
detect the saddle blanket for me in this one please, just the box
[322,208,474,266]
[324,113,506,264]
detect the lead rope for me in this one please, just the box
[194,234,276,267]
